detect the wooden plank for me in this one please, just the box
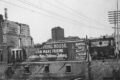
[22,60,86,65]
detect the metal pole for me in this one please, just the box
[116,0,119,59]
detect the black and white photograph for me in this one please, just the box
[0,0,120,80]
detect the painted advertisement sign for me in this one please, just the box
[74,41,87,60]
[36,43,67,54]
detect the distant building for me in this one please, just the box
[52,27,64,41]
[89,36,115,60]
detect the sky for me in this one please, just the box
[0,0,118,44]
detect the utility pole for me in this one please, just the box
[108,0,120,59]
[86,35,92,80]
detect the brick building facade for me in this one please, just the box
[2,20,33,47]
[0,13,34,78]
[0,14,34,64]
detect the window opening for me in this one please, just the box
[66,65,71,72]
[44,65,49,73]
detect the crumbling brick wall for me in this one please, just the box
[90,60,120,80]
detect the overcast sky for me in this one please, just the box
[0,0,118,44]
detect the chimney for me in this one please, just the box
[4,8,8,20]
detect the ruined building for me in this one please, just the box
[2,20,34,47]
[0,9,34,78]
[0,13,34,64]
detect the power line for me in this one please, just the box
[0,0,111,31]
[108,0,120,58]
[0,0,81,25]
[0,0,86,29]
[54,0,110,28]
[18,0,88,25]
[43,0,95,25]
[43,0,80,18]
[18,0,111,31]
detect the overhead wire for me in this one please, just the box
[41,0,112,31]
[0,0,93,31]
[54,0,111,28]
[18,0,91,26]
[0,0,82,25]
[0,0,48,17]
[0,0,111,31]
[43,0,104,28]
[17,0,111,31]
[18,0,90,26]
[43,0,80,18]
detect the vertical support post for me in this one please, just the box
[86,35,92,80]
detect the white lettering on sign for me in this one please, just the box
[77,46,85,50]
[42,50,51,53]
[76,49,85,53]
[42,45,53,49]
[77,52,86,55]
[75,42,86,53]
[75,42,85,46]
[52,49,63,53]
[42,43,67,49]
[37,49,64,54]
[53,44,67,48]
